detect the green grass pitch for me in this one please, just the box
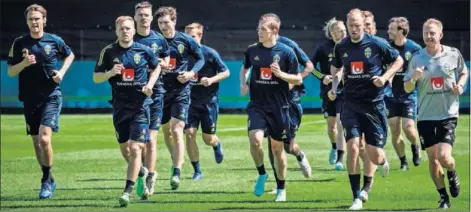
[1,114,469,211]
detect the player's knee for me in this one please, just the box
[202,134,216,146]
[403,121,415,133]
[271,143,284,156]
[129,144,142,157]
[283,143,292,154]
[437,152,452,166]
[39,134,51,147]
[327,122,337,134]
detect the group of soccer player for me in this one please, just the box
[7,2,468,210]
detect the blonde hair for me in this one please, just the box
[115,16,134,28]
[259,13,281,33]
[423,18,443,31]
[323,17,344,39]
[24,4,47,18]
[185,23,204,37]
[347,8,365,20]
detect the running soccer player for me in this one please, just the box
[240,13,302,202]
[93,16,160,207]
[154,6,205,190]
[385,17,422,170]
[133,1,170,198]
[311,17,347,170]
[184,23,228,180]
[7,4,75,199]
[329,9,403,210]
[404,18,467,209]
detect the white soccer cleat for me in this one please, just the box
[348,198,363,210]
[359,190,369,203]
[275,189,286,202]
[378,160,390,177]
[298,156,312,178]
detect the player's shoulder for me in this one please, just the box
[335,37,349,48]
[443,45,464,59]
[202,45,219,56]
[100,42,117,53]
[178,31,196,43]
[406,39,422,50]
[276,42,296,56]
[278,36,299,48]
[369,34,389,46]
[409,48,426,62]
[150,30,165,39]
[134,42,154,53]
[45,33,66,43]
[246,42,260,51]
[12,34,29,43]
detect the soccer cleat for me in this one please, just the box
[253,173,268,197]
[412,145,422,166]
[448,172,460,198]
[359,190,369,203]
[400,163,409,171]
[170,175,180,190]
[192,172,203,180]
[136,167,149,197]
[298,155,312,178]
[119,192,130,207]
[438,198,451,209]
[335,162,345,171]
[378,160,390,177]
[39,180,56,199]
[329,148,337,165]
[348,198,363,210]
[214,142,224,164]
[275,189,286,202]
[147,172,158,195]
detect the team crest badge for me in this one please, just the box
[364,47,371,58]
[134,54,141,64]
[44,45,51,55]
[151,43,158,53]
[273,54,280,63]
[178,44,185,54]
[405,51,412,61]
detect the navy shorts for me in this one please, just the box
[336,95,344,115]
[23,95,62,135]
[384,97,416,119]
[185,101,219,134]
[288,101,303,139]
[322,97,337,118]
[149,93,164,130]
[247,103,291,143]
[162,87,191,125]
[417,118,457,150]
[341,101,388,148]
[113,105,151,144]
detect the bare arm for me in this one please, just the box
[58,53,75,75]
[93,71,113,84]
[300,61,314,79]
[7,63,27,77]
[211,70,230,83]
[382,56,404,80]
[146,65,161,88]
[330,65,343,91]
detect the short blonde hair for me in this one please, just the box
[259,13,281,33]
[347,8,365,20]
[185,23,204,37]
[362,10,374,20]
[423,18,443,31]
[115,16,134,28]
[24,4,47,18]
[323,17,344,39]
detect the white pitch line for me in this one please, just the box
[218,120,325,132]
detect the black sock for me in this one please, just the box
[256,165,266,175]
[348,174,361,200]
[276,179,286,190]
[362,175,373,192]
[437,187,449,199]
[191,161,201,173]
[213,141,220,150]
[124,180,135,193]
[336,150,344,163]
[138,167,146,177]
[173,168,181,177]
[447,170,456,178]
[41,166,52,182]
[332,143,337,150]
[400,156,408,164]
[295,151,305,162]
[411,144,419,153]
[146,171,155,181]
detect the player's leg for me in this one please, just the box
[185,104,202,180]
[286,102,311,178]
[335,98,346,171]
[435,118,459,199]
[323,100,338,165]
[270,137,288,202]
[359,136,374,203]
[201,102,224,164]
[401,102,422,166]
[363,103,390,178]
[247,105,269,197]
[390,117,407,169]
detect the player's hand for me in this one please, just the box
[451,82,464,95]
[201,77,214,87]
[323,75,333,85]
[240,84,249,96]
[21,49,36,67]
[177,71,195,83]
[289,84,294,90]
[412,66,425,80]
[372,76,387,87]
[141,85,153,96]
[159,59,174,73]
[51,70,64,83]
[270,62,282,77]
[109,64,124,77]
[327,89,337,101]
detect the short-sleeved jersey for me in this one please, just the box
[94,42,159,108]
[277,36,310,101]
[7,33,73,102]
[135,30,170,94]
[331,33,399,103]
[311,39,345,97]
[243,42,299,107]
[405,45,468,121]
[385,39,422,102]
[189,45,229,104]
[162,31,204,92]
